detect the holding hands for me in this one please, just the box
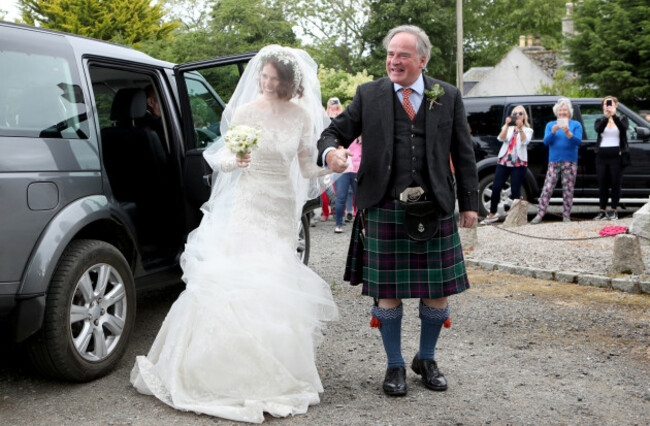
[326,146,354,173]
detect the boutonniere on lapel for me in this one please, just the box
[424,84,445,110]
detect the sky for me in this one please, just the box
[0,0,20,21]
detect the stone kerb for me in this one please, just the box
[466,255,650,295]
[465,210,650,294]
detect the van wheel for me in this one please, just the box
[26,240,135,382]
[297,214,310,265]
[478,173,528,218]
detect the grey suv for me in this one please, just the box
[0,22,316,381]
[463,95,650,216]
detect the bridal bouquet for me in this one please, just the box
[224,125,261,156]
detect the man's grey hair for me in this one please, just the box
[382,25,431,67]
[553,97,574,118]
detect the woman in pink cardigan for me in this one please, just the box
[334,137,362,233]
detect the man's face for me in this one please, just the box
[385,32,426,87]
[147,95,160,118]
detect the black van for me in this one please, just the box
[0,22,317,381]
[463,95,650,216]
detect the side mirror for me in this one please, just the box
[636,126,650,140]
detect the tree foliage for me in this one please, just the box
[285,0,370,72]
[140,0,297,63]
[18,0,178,44]
[318,68,374,106]
[566,0,650,108]
[536,69,596,98]
[162,0,212,31]
[464,0,566,69]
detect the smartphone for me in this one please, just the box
[606,99,613,106]
[330,99,339,105]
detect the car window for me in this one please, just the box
[465,102,504,136]
[579,105,600,140]
[528,104,556,140]
[184,76,225,148]
[579,104,639,141]
[0,29,89,139]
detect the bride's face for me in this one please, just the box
[260,63,281,100]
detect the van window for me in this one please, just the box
[0,29,89,139]
[580,104,639,141]
[465,102,504,136]
[528,104,556,140]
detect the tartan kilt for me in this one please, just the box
[344,200,470,299]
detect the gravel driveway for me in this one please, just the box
[1,214,648,425]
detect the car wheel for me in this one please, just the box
[478,173,528,218]
[27,239,135,382]
[297,214,310,265]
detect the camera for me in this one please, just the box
[606,99,613,107]
[507,116,519,126]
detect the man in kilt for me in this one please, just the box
[317,25,478,396]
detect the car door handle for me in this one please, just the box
[202,174,212,187]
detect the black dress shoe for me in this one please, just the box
[382,366,407,396]
[411,354,447,391]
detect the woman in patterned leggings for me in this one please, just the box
[530,98,583,224]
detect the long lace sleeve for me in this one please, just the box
[218,149,239,173]
[298,112,331,178]
[215,108,246,173]
[298,139,331,178]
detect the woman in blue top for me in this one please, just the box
[530,98,583,224]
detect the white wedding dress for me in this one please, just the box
[131,100,338,423]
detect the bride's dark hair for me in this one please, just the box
[260,56,304,100]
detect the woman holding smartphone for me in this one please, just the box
[481,105,533,224]
[530,98,583,224]
[593,96,629,221]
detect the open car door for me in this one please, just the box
[174,53,255,224]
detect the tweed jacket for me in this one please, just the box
[317,75,479,214]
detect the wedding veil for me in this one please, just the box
[203,44,330,222]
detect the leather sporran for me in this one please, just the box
[401,201,440,241]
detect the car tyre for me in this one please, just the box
[478,172,528,218]
[297,214,310,265]
[26,239,135,382]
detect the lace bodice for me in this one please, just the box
[213,101,326,249]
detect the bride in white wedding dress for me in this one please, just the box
[130,46,338,423]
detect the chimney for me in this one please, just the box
[562,2,576,36]
[519,35,526,47]
[527,35,533,47]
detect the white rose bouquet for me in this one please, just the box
[223,125,261,157]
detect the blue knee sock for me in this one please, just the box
[418,301,450,361]
[372,305,404,368]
